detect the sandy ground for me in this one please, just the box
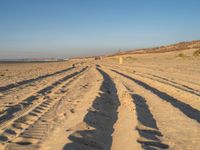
[0,48,200,150]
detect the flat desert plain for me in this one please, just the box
[0,47,200,150]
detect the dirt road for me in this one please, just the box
[0,54,199,150]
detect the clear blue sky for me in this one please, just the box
[0,0,200,59]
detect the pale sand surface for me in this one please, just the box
[0,47,200,150]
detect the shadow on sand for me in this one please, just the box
[130,92,169,149]
[63,68,120,150]
[113,69,200,124]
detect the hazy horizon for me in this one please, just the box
[1,0,200,59]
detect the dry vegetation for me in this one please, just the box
[111,40,200,56]
[193,49,200,56]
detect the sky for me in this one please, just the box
[0,0,200,59]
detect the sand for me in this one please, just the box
[0,48,200,150]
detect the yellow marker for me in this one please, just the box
[119,56,123,64]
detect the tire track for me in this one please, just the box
[0,67,88,143]
[104,64,200,111]
[121,63,200,86]
[63,67,120,150]
[146,73,200,94]
[110,68,200,149]
[5,97,64,150]
[112,69,200,123]
[102,66,168,149]
[0,66,89,150]
[0,67,74,93]
[125,86,169,149]
[38,66,103,150]
[134,72,200,111]
[0,66,76,114]
[136,72,200,97]
[104,63,200,96]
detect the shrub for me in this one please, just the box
[193,49,200,56]
[177,53,185,57]
[125,56,136,61]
